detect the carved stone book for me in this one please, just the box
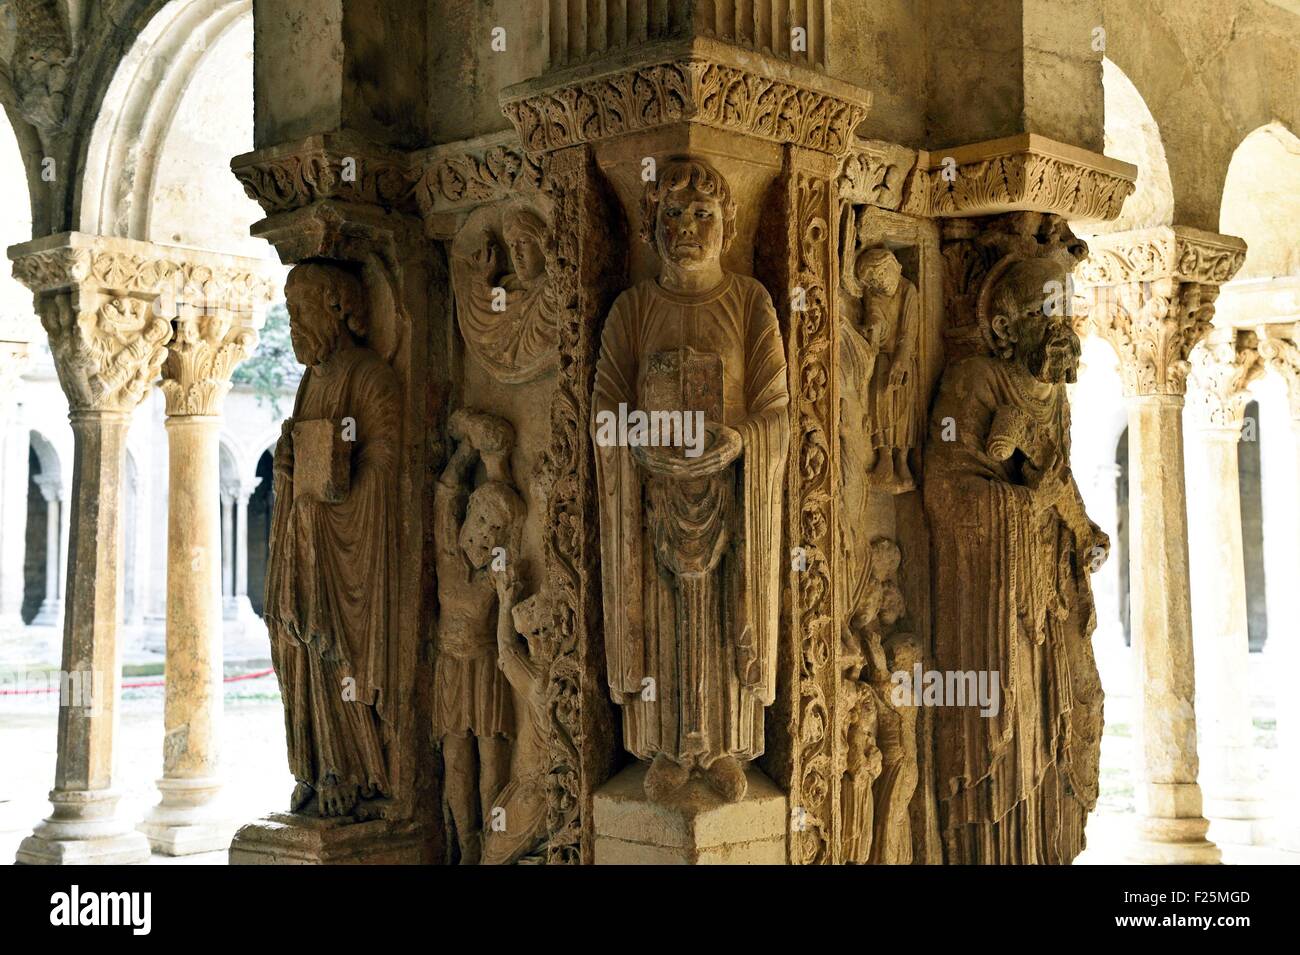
[293,418,351,504]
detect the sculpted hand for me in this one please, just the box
[631,422,742,480]
[274,418,295,480]
[888,365,908,389]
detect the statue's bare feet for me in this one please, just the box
[318,781,360,817]
[290,781,316,813]
[705,756,747,802]
[354,797,394,822]
[644,753,689,803]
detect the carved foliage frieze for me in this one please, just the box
[502,59,867,157]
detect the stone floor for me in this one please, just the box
[1,636,1296,865]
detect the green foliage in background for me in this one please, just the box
[232,302,301,416]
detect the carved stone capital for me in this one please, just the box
[1074,225,1247,287]
[160,312,261,418]
[1256,324,1300,422]
[8,233,274,414]
[231,134,420,219]
[501,38,870,158]
[900,134,1137,221]
[836,138,918,212]
[1185,328,1262,432]
[1076,228,1247,398]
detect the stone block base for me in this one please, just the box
[16,789,151,865]
[139,776,236,855]
[1130,817,1222,864]
[593,762,787,864]
[229,813,430,864]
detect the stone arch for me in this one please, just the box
[1219,123,1300,282]
[1077,58,1174,237]
[77,0,265,256]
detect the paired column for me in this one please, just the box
[1078,225,1246,864]
[219,485,236,618]
[138,256,269,855]
[1256,328,1300,851]
[1184,329,1269,844]
[31,475,63,626]
[0,340,30,632]
[9,233,171,864]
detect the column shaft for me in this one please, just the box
[1126,394,1220,863]
[16,411,151,864]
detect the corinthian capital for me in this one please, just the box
[1075,227,1247,398]
[1185,329,1262,432]
[1256,324,1300,422]
[8,233,275,415]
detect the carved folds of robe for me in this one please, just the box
[265,346,401,802]
[923,356,1103,864]
[592,274,789,768]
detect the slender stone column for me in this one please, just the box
[219,486,236,618]
[32,475,62,625]
[1077,225,1246,864]
[0,341,30,631]
[138,260,269,856]
[9,232,173,865]
[232,486,258,621]
[1256,328,1300,851]
[1184,329,1268,845]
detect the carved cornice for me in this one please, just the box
[501,40,870,157]
[231,134,420,219]
[8,233,274,414]
[413,132,543,218]
[899,134,1137,221]
[1256,324,1300,422]
[1185,328,1262,431]
[836,138,918,211]
[1073,226,1247,288]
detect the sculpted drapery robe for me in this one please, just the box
[923,355,1102,864]
[592,274,789,766]
[265,346,401,800]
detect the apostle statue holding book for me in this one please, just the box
[591,158,790,803]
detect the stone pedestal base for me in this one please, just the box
[1130,784,1222,864]
[229,813,429,864]
[16,789,151,865]
[138,776,235,855]
[593,762,787,864]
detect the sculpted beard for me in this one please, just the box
[1025,322,1081,384]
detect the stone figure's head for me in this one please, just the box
[855,248,903,297]
[502,208,549,284]
[285,262,367,367]
[983,258,1081,384]
[641,159,736,271]
[511,593,553,660]
[460,479,525,571]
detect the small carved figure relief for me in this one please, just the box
[591,158,790,804]
[264,262,401,820]
[432,409,526,864]
[840,632,884,865]
[923,256,1108,864]
[451,205,560,383]
[481,585,551,865]
[850,248,920,493]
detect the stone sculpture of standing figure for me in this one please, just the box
[855,248,919,492]
[432,409,525,864]
[592,158,790,803]
[264,261,400,820]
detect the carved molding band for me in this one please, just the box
[232,134,420,218]
[414,133,543,218]
[837,138,918,212]
[900,134,1137,221]
[502,51,869,157]
[1074,225,1247,287]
